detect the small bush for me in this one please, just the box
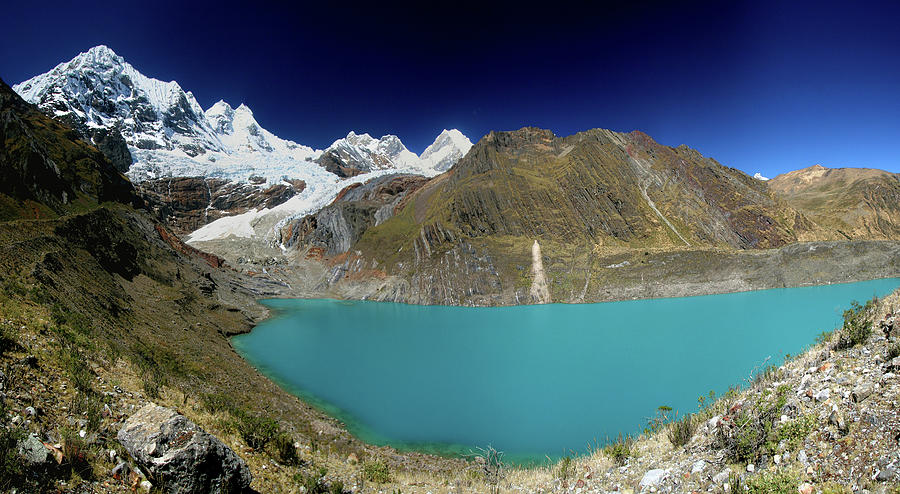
[887,343,900,361]
[71,392,104,431]
[293,465,328,493]
[0,425,25,490]
[272,433,299,466]
[667,413,697,447]
[1,277,28,298]
[363,459,391,484]
[645,405,672,434]
[836,300,874,349]
[715,386,789,462]
[820,483,852,494]
[557,455,573,482]
[473,445,504,494]
[744,470,800,494]
[235,412,278,450]
[0,324,15,355]
[200,392,236,415]
[62,429,93,479]
[776,414,816,451]
[604,433,633,466]
[60,347,94,392]
[329,480,345,494]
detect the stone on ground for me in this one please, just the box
[117,403,251,493]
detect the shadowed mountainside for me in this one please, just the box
[0,78,136,220]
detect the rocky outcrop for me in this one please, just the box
[117,404,251,493]
[137,176,304,235]
[277,173,428,254]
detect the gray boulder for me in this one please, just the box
[117,404,251,493]
[18,434,50,466]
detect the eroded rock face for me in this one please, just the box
[137,176,305,235]
[278,173,428,254]
[117,404,251,494]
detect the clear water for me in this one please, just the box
[232,278,900,462]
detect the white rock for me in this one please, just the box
[140,480,152,491]
[798,450,808,465]
[814,388,831,402]
[712,469,731,484]
[747,463,755,472]
[774,454,781,464]
[639,469,668,488]
[691,460,706,474]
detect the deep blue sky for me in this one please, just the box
[3,0,900,177]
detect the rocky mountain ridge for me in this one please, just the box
[13,45,473,238]
[769,164,900,241]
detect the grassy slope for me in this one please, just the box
[770,165,900,240]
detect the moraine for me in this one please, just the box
[232,277,900,463]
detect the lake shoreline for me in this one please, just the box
[233,278,900,464]
[215,239,900,307]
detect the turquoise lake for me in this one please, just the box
[232,278,900,462]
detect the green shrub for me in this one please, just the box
[363,459,391,483]
[715,386,789,462]
[645,405,672,434]
[1,277,28,298]
[272,433,299,466]
[776,414,816,450]
[60,347,93,392]
[667,413,697,447]
[293,465,328,493]
[62,429,93,479]
[71,392,104,431]
[557,455,573,482]
[744,471,799,494]
[200,392,236,415]
[604,433,633,466]
[235,412,279,450]
[329,480,345,494]
[0,425,24,490]
[836,300,874,349]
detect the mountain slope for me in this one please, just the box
[0,77,135,220]
[769,164,900,240]
[357,127,816,258]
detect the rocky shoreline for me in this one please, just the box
[194,238,900,307]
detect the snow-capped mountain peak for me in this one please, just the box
[420,128,473,172]
[205,100,235,134]
[13,45,223,161]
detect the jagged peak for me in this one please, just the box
[78,45,123,63]
[206,100,234,115]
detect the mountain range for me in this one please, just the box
[13,45,473,234]
[9,45,900,307]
